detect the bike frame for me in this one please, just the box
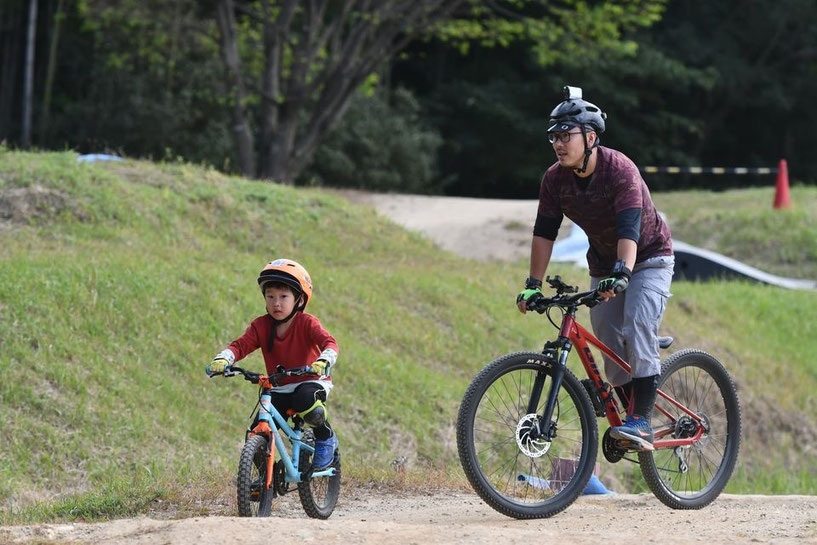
[248,388,337,492]
[537,302,706,450]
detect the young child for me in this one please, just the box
[206,258,339,469]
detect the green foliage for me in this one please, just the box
[432,0,666,64]
[301,88,443,193]
[629,0,817,183]
[22,0,232,167]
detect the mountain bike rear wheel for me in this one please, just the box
[298,430,341,519]
[639,349,741,509]
[457,352,599,519]
[237,434,274,517]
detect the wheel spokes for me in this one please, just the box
[472,367,586,503]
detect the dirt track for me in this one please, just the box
[3,490,817,545]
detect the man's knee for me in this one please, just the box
[298,400,327,427]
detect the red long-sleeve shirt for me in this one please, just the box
[226,312,338,388]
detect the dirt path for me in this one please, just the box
[3,491,816,544]
[336,190,543,261]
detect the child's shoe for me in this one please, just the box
[312,432,338,469]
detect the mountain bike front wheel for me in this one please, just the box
[237,434,274,517]
[457,352,599,519]
[298,430,341,519]
[639,349,742,509]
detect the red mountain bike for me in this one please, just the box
[456,275,741,519]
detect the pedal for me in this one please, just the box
[580,379,606,417]
[615,437,654,452]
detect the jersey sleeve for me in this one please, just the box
[537,170,563,219]
[536,170,564,238]
[227,318,264,362]
[306,315,339,365]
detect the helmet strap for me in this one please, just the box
[264,292,304,323]
[574,126,599,174]
[265,293,304,352]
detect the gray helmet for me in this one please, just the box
[547,86,606,134]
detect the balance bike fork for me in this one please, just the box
[537,339,571,438]
[257,393,277,491]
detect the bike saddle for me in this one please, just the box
[658,336,674,349]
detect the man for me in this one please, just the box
[517,86,674,450]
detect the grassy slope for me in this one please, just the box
[1,151,815,522]
[654,186,817,279]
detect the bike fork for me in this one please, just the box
[529,338,571,440]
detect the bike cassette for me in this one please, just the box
[516,414,552,457]
[674,414,711,450]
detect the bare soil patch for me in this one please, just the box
[0,185,86,228]
[2,490,816,545]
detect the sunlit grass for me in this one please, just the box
[1,150,815,522]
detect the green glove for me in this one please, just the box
[206,357,231,376]
[310,360,330,376]
[597,260,631,295]
[516,287,545,309]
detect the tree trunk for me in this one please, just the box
[216,0,256,178]
[40,0,64,146]
[21,0,37,148]
[0,3,24,141]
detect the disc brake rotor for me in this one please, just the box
[516,413,552,457]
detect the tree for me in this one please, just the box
[642,0,817,183]
[21,0,37,148]
[390,0,675,196]
[215,0,465,183]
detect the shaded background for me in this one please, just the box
[1,0,815,197]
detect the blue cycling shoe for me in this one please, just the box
[610,414,654,451]
[312,433,338,469]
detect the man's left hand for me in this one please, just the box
[597,260,631,300]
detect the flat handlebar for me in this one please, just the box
[208,365,319,386]
[527,275,607,314]
[528,289,603,313]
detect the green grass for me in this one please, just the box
[653,186,817,279]
[1,149,815,523]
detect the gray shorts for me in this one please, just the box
[589,255,674,386]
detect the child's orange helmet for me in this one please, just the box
[257,259,313,307]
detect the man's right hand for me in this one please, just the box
[516,287,545,313]
[206,358,231,376]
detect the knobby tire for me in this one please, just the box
[237,434,274,517]
[639,349,741,509]
[457,352,599,519]
[298,429,341,519]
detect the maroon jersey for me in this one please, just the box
[538,146,672,276]
[227,312,338,387]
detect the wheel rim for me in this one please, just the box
[309,472,334,509]
[651,363,733,497]
[471,365,588,504]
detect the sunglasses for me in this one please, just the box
[548,131,583,144]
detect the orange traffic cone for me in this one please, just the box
[773,158,790,209]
